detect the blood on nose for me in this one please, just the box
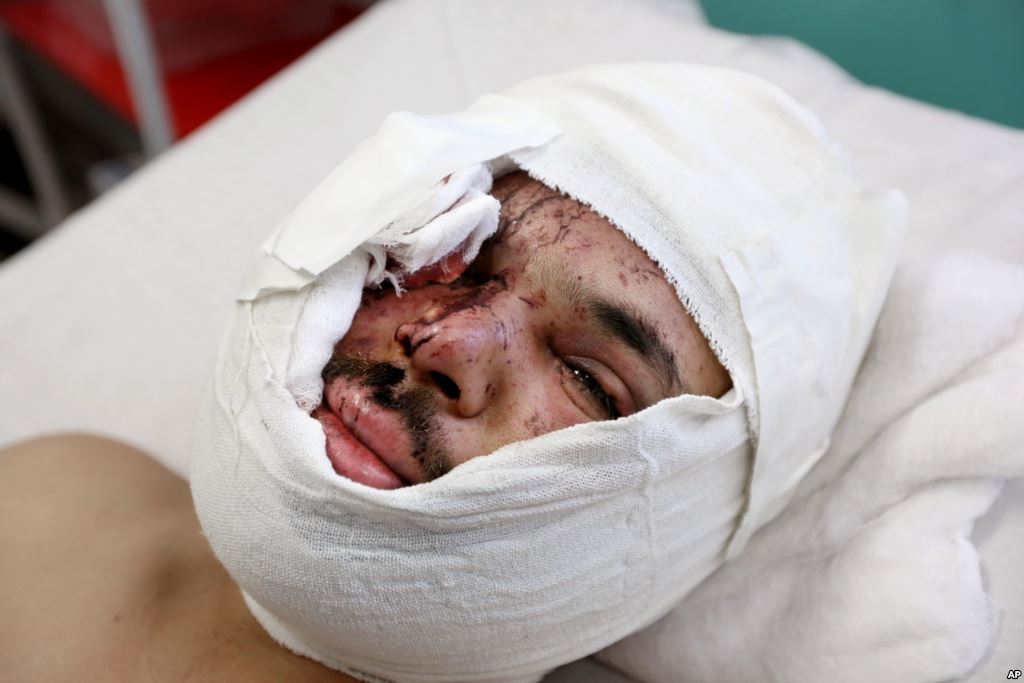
[393,276,513,415]
[396,236,475,289]
[397,276,509,347]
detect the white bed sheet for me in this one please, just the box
[1,0,1021,680]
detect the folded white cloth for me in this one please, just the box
[597,248,1024,682]
[190,63,906,682]
[502,64,906,558]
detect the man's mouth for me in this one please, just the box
[313,375,423,489]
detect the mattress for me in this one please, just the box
[1,0,1021,679]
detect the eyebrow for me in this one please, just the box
[564,276,685,397]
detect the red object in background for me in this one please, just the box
[0,0,365,137]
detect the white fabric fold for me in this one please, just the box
[238,94,561,300]
[597,250,1024,683]
[501,63,906,557]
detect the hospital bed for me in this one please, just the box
[1,1,1021,680]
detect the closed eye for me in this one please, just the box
[562,359,620,420]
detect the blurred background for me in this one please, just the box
[0,0,373,260]
[1,0,1022,262]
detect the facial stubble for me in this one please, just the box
[321,354,453,482]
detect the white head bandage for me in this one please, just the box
[190,63,906,682]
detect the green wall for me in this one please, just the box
[699,0,1024,129]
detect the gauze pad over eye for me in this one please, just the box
[191,63,906,683]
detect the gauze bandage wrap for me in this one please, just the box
[190,63,906,682]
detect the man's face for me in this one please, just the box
[312,172,731,488]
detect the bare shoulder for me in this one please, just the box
[0,433,195,580]
[0,435,194,680]
[0,435,358,683]
[0,433,191,516]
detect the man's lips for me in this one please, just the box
[312,405,405,489]
[315,375,425,488]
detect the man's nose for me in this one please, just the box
[394,296,517,418]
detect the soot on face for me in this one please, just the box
[314,171,732,489]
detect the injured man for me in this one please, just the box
[310,168,732,489]
[2,63,913,682]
